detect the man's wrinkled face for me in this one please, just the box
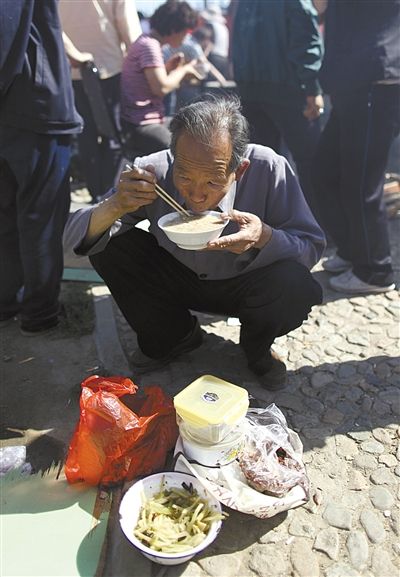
[173,131,238,213]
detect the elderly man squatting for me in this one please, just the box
[64,96,325,390]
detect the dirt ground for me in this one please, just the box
[0,282,99,472]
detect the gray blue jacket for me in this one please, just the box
[233,0,323,102]
[64,145,325,280]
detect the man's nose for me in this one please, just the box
[188,183,206,201]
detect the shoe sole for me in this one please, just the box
[329,281,396,295]
[322,264,352,274]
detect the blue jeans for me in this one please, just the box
[0,126,71,328]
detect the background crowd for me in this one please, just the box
[0,0,399,336]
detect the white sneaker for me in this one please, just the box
[322,253,351,273]
[329,269,395,294]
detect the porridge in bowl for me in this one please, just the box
[162,213,226,233]
[158,210,229,250]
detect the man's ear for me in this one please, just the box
[235,159,250,181]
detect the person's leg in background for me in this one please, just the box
[267,93,322,220]
[321,85,399,291]
[0,128,71,332]
[239,99,281,152]
[312,107,347,255]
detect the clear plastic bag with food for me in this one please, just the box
[238,404,309,497]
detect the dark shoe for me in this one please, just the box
[130,318,203,372]
[249,350,287,391]
[20,304,66,336]
[329,269,395,294]
[20,317,60,337]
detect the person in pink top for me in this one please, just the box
[121,0,202,159]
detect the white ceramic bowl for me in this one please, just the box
[158,211,228,250]
[119,471,223,565]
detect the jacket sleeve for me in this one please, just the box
[242,155,326,272]
[285,0,323,95]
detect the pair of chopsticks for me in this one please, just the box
[125,164,190,219]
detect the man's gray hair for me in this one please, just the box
[170,94,250,172]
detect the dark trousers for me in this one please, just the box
[90,228,322,365]
[0,127,71,328]
[240,90,321,217]
[73,74,122,200]
[120,119,171,160]
[313,84,400,286]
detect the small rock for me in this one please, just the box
[371,548,398,577]
[353,454,378,471]
[347,430,371,442]
[390,509,400,535]
[311,371,334,388]
[347,470,369,491]
[360,440,385,454]
[313,527,339,560]
[290,540,319,577]
[378,454,398,467]
[360,509,386,543]
[325,562,360,577]
[322,409,345,425]
[322,503,352,530]
[370,467,397,485]
[346,531,369,570]
[369,486,395,510]
[372,427,393,445]
[288,513,315,538]
[248,545,288,577]
[347,332,369,346]
[336,435,358,459]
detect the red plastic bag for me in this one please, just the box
[65,375,178,486]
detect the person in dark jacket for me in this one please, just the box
[0,0,82,334]
[232,0,324,215]
[314,0,399,294]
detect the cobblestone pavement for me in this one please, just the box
[112,218,399,577]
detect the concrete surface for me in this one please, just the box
[1,208,399,577]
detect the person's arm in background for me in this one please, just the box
[114,0,142,50]
[62,31,93,67]
[286,0,324,120]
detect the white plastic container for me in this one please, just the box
[180,424,244,467]
[174,375,249,444]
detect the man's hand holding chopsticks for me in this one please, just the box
[113,164,158,215]
[85,165,157,246]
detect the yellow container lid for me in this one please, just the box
[173,375,249,427]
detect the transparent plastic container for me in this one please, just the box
[173,375,249,443]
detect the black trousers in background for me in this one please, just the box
[239,89,322,220]
[0,127,71,328]
[90,228,322,365]
[313,84,400,286]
